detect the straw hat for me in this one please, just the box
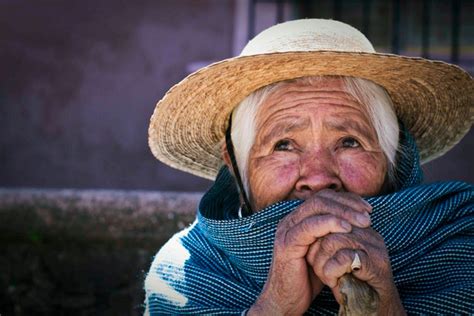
[149,19,473,180]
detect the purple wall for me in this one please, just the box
[0,0,235,191]
[0,0,472,192]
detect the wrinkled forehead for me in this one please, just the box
[254,77,372,130]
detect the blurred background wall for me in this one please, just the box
[0,0,232,191]
[0,1,472,315]
[0,0,473,192]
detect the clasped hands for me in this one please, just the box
[248,189,405,316]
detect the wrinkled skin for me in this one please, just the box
[223,78,405,315]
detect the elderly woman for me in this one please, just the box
[144,19,473,315]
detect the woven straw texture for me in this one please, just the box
[148,19,473,180]
[149,52,473,179]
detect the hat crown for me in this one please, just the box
[240,19,375,56]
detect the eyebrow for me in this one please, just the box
[326,118,376,142]
[260,117,310,146]
[259,115,376,146]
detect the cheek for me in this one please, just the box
[338,152,386,196]
[248,156,299,210]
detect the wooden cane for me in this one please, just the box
[338,274,378,316]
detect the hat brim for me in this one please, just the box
[149,51,473,180]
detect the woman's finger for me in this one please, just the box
[317,189,373,213]
[278,194,371,234]
[308,228,392,293]
[321,248,367,288]
[277,215,352,254]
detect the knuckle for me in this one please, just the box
[310,195,327,211]
[327,215,343,229]
[299,218,312,234]
[340,204,354,218]
[278,211,300,231]
[319,235,337,253]
[325,214,338,225]
[286,214,298,228]
[315,196,336,216]
[315,215,338,232]
[334,249,351,265]
[342,248,355,261]
[289,201,313,221]
[308,196,323,212]
[284,229,301,247]
[273,234,286,252]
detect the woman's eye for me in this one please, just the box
[274,139,293,151]
[341,137,361,148]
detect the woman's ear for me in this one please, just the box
[221,142,234,176]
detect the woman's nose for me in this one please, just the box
[294,150,342,196]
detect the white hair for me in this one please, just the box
[230,76,400,194]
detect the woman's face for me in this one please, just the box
[247,78,387,211]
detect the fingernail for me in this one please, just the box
[341,220,351,231]
[356,212,370,226]
[363,200,372,211]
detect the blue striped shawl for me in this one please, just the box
[145,130,474,315]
